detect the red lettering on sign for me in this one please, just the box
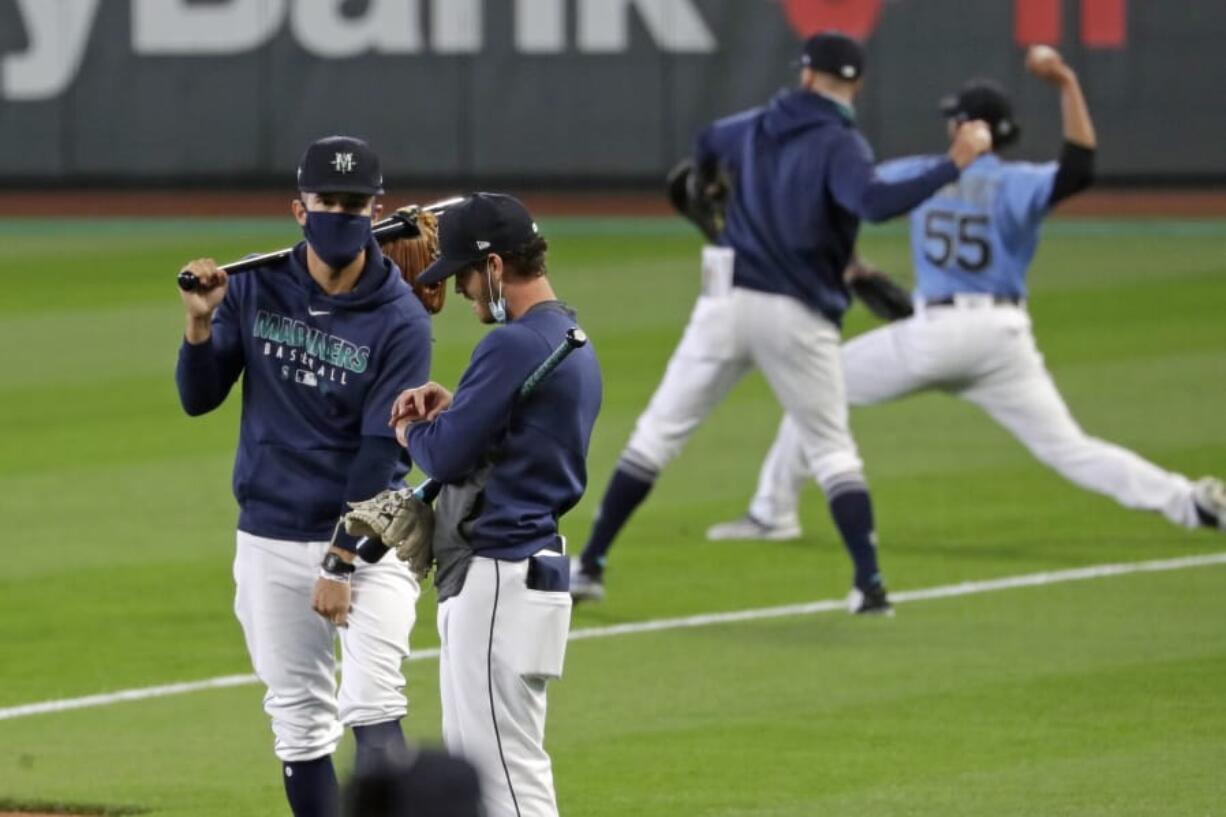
[1081,0,1126,47]
[781,0,884,40]
[782,1,1126,49]
[1016,0,1128,47]
[1015,0,1062,45]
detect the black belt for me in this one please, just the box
[925,295,1023,307]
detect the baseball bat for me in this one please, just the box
[176,195,466,292]
[356,327,589,564]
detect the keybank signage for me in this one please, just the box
[0,0,1131,103]
[1,0,718,101]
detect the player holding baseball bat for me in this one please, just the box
[175,135,447,817]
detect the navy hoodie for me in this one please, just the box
[176,238,432,542]
[696,89,961,324]
[407,302,602,561]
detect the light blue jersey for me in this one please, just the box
[878,154,1057,300]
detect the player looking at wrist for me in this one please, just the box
[390,193,603,817]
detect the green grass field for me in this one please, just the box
[1,215,1224,816]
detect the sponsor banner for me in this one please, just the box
[0,0,1220,181]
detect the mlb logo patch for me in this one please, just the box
[295,369,319,387]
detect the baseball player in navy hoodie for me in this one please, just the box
[176,136,431,817]
[389,193,603,817]
[571,33,992,614]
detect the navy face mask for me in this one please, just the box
[303,211,372,271]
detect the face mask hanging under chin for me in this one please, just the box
[486,263,507,323]
[304,211,372,271]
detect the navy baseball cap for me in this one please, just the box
[417,193,540,286]
[297,135,385,195]
[798,32,865,81]
[940,80,1020,147]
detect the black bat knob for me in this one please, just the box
[178,270,201,292]
[566,328,588,348]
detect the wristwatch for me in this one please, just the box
[321,552,356,578]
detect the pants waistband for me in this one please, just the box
[539,534,566,557]
[924,294,1024,308]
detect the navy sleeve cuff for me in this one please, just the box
[935,157,960,184]
[330,520,361,554]
[179,336,217,363]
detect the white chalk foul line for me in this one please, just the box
[3,551,1224,723]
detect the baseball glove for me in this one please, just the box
[846,260,915,322]
[383,207,446,315]
[345,489,436,580]
[666,158,727,243]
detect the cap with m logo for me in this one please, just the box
[297,135,385,195]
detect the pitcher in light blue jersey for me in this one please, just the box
[711,46,1226,556]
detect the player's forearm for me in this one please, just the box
[858,160,959,223]
[406,419,487,484]
[175,337,239,416]
[333,435,405,552]
[1059,73,1096,149]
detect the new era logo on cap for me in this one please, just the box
[417,193,541,287]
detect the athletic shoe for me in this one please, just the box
[1193,477,1226,530]
[847,583,894,616]
[569,558,606,603]
[705,514,802,542]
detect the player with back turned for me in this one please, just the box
[175,136,431,817]
[569,32,992,613]
[709,47,1226,541]
[384,193,603,817]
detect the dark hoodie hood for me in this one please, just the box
[762,89,853,139]
[289,236,412,312]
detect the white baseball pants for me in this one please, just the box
[748,301,1201,529]
[622,250,863,492]
[437,556,572,817]
[233,531,420,762]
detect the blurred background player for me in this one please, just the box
[389,194,603,817]
[175,136,431,817]
[708,47,1226,543]
[569,32,992,613]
